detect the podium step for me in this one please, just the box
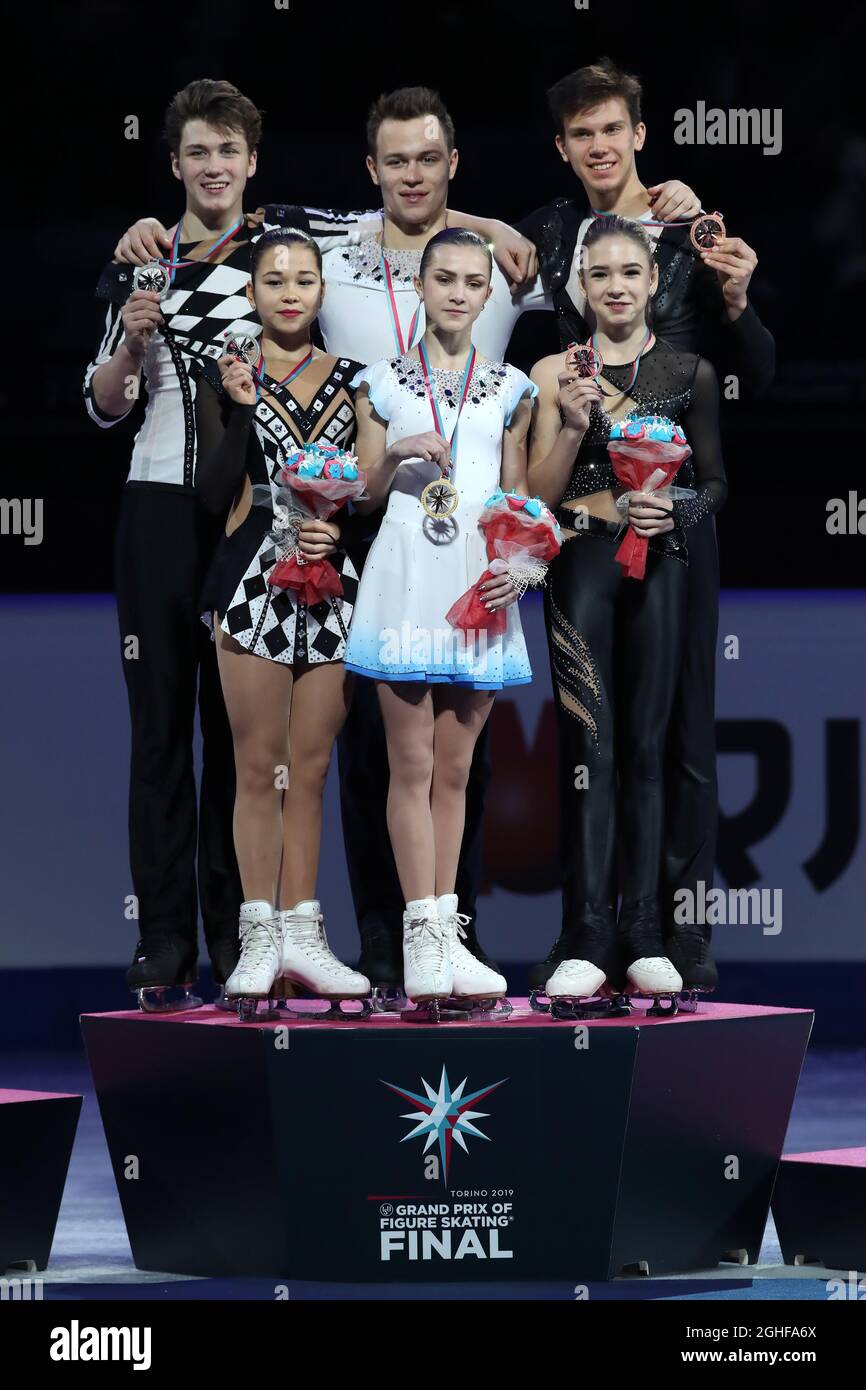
[81,999,812,1282]
[0,1089,82,1272]
[773,1147,866,1273]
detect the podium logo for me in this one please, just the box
[381,1065,507,1186]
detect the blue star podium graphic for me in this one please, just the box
[382,1066,507,1185]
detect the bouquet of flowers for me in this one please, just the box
[256,442,367,605]
[446,489,562,636]
[607,415,693,580]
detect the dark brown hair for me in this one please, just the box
[581,214,654,267]
[163,79,263,157]
[547,58,642,136]
[366,86,455,159]
[419,228,492,281]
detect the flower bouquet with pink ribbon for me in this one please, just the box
[446,488,562,636]
[253,442,367,605]
[608,415,693,580]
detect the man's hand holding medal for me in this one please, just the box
[700,235,758,317]
[120,290,164,362]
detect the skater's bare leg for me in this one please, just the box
[215,622,292,903]
[431,689,495,896]
[376,680,435,901]
[279,661,353,907]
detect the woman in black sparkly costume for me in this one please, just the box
[527,216,727,1010]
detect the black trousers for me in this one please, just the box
[544,518,687,945]
[336,545,491,938]
[661,516,719,926]
[114,485,242,952]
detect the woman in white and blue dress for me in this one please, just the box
[347,228,538,1011]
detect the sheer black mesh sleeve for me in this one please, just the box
[672,357,728,529]
[193,374,256,515]
[692,254,776,398]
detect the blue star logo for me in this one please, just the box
[382,1066,507,1185]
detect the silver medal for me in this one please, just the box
[132,261,170,298]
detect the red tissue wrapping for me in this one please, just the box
[446,496,562,636]
[608,438,691,580]
[269,467,367,602]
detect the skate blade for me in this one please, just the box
[400,996,513,1024]
[371,985,407,1014]
[211,984,236,1012]
[275,998,373,1022]
[135,984,203,1014]
[529,989,552,1014]
[400,997,448,1024]
[548,994,631,1022]
[624,990,680,1018]
[675,987,714,1014]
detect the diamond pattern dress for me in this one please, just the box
[196,356,364,665]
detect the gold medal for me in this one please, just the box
[421,476,459,519]
[416,340,477,522]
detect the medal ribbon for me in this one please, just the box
[161,216,246,285]
[253,347,315,402]
[417,340,476,469]
[381,252,421,354]
[590,207,696,229]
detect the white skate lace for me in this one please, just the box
[406,914,448,973]
[285,913,352,978]
[446,911,472,944]
[238,916,282,968]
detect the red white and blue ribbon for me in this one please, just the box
[417,340,477,464]
[253,346,315,402]
[160,216,246,286]
[590,206,700,229]
[382,252,421,354]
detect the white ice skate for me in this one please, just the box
[542,957,618,1020]
[626,955,683,1004]
[225,901,283,1020]
[436,894,511,1021]
[546,958,607,1001]
[277,901,371,1019]
[402,899,452,1023]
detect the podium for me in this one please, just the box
[81,1000,812,1282]
[0,1089,82,1272]
[772,1148,866,1273]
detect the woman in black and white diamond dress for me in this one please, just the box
[194,227,369,1012]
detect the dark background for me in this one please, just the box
[6,0,865,590]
